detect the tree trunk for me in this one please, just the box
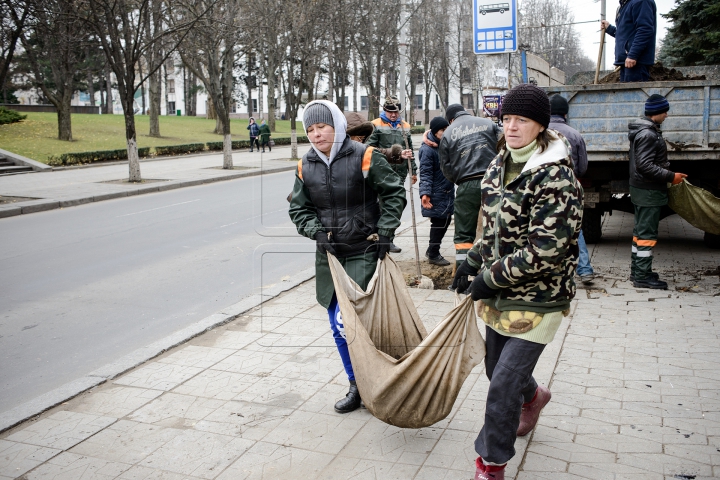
[290,117,298,159]
[139,60,146,115]
[100,83,105,112]
[87,70,95,106]
[57,102,72,141]
[352,52,358,112]
[105,63,113,114]
[124,111,141,182]
[222,131,232,169]
[258,78,264,121]
[266,65,276,131]
[424,90,431,125]
[148,68,161,136]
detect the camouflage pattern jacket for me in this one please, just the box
[467,133,583,313]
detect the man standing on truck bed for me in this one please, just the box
[437,104,501,268]
[601,0,657,82]
[628,94,687,289]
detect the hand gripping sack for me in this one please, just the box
[328,254,485,428]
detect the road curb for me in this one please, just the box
[0,165,297,219]
[0,218,421,434]
[0,265,316,434]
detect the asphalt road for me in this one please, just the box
[0,170,422,413]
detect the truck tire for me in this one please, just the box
[582,209,603,244]
[704,232,720,249]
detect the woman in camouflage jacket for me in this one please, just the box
[451,85,583,480]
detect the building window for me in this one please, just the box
[415,70,424,85]
[461,94,474,110]
[361,96,368,110]
[461,68,472,84]
[344,96,349,109]
[251,99,257,112]
[231,102,236,113]
[168,79,175,94]
[435,95,440,110]
[414,95,423,109]
[168,101,176,114]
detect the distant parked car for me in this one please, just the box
[479,3,509,14]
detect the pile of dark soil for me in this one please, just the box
[396,259,454,290]
[598,62,706,84]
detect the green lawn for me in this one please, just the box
[0,112,301,163]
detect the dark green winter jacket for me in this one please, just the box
[366,117,417,180]
[289,138,407,307]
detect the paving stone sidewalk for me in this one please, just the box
[1,213,718,479]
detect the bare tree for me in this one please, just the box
[176,0,241,169]
[518,0,594,78]
[20,0,89,141]
[81,0,203,182]
[0,0,30,96]
[251,0,286,132]
[351,0,400,119]
[144,0,163,137]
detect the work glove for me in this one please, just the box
[376,234,392,260]
[671,172,688,185]
[314,231,336,256]
[451,260,479,293]
[470,272,500,301]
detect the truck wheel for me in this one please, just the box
[582,209,603,244]
[704,232,720,249]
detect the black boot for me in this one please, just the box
[633,277,668,289]
[629,272,659,282]
[334,380,362,413]
[389,243,402,253]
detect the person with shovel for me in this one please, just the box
[366,95,417,253]
[288,100,407,414]
[601,0,657,82]
[451,85,583,480]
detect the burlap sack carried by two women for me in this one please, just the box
[328,254,485,429]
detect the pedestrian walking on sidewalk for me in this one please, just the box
[258,119,271,152]
[288,100,407,414]
[247,117,260,152]
[601,0,657,82]
[366,95,417,254]
[628,94,687,289]
[549,95,596,284]
[425,104,501,268]
[451,85,583,480]
[419,116,454,266]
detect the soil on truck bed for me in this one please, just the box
[598,62,706,83]
[396,259,454,290]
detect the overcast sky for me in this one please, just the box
[568,0,677,70]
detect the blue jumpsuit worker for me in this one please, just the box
[288,100,407,413]
[601,0,657,82]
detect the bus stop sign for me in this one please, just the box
[473,0,518,54]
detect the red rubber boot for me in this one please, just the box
[517,385,551,436]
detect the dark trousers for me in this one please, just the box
[261,140,271,152]
[620,64,650,82]
[427,216,451,258]
[249,137,260,151]
[475,326,545,465]
[453,178,483,267]
[631,204,661,280]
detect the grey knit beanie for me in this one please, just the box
[303,103,334,128]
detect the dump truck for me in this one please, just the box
[545,73,720,248]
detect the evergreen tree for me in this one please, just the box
[659,0,720,66]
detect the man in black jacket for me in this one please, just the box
[628,94,686,289]
[437,104,501,268]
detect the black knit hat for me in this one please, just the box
[445,104,466,122]
[501,84,551,128]
[550,95,569,116]
[645,94,670,116]
[303,102,334,128]
[430,116,450,135]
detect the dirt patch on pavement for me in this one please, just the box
[0,195,39,205]
[598,62,706,83]
[396,259,454,290]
